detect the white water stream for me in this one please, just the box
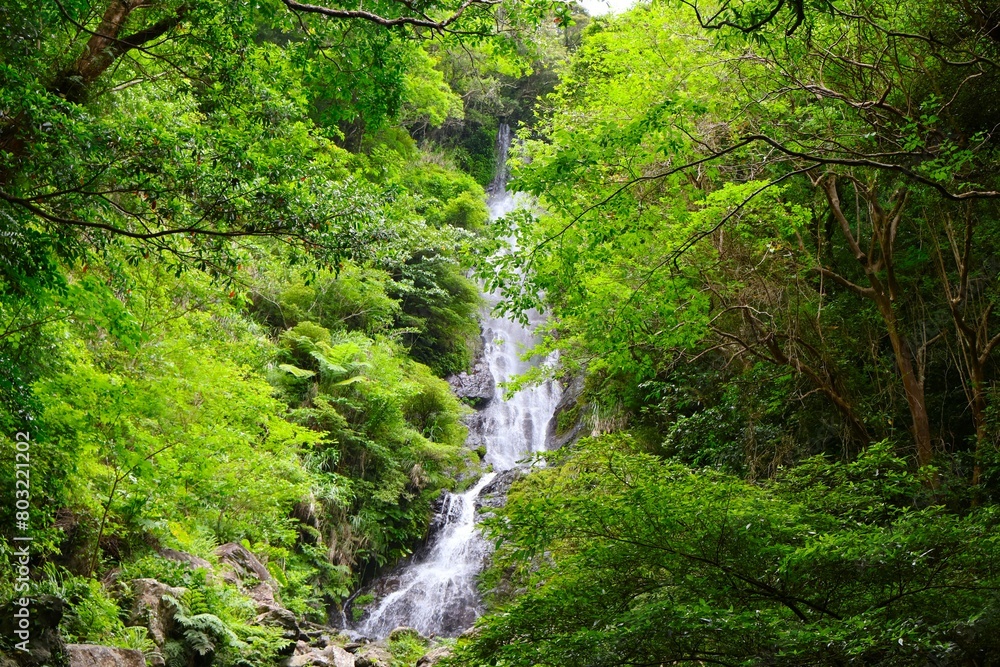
[355,124,562,638]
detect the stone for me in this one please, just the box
[285,645,355,667]
[255,606,301,654]
[128,578,186,665]
[65,645,146,667]
[416,646,452,666]
[256,606,298,632]
[447,356,495,408]
[475,468,524,514]
[545,373,586,451]
[156,548,213,574]
[353,643,391,667]
[214,542,274,586]
[214,543,279,611]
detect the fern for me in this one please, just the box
[109,626,161,664]
[164,595,244,660]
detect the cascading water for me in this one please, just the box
[354,124,562,639]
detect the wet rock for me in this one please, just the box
[353,643,391,667]
[428,490,467,534]
[0,594,65,666]
[128,579,186,666]
[416,646,452,666]
[285,645,354,667]
[447,356,495,408]
[546,373,586,451]
[65,645,145,667]
[475,469,525,514]
[461,412,489,451]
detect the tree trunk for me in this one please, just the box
[52,0,144,103]
[874,293,934,466]
[820,176,935,467]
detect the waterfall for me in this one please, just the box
[486,121,512,198]
[354,124,562,639]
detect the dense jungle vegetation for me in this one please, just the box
[4,0,1000,666]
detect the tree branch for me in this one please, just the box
[280,0,499,33]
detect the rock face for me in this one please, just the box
[475,468,525,514]
[65,645,145,667]
[447,356,495,409]
[545,373,587,451]
[128,579,186,666]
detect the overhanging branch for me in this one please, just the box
[280,0,501,33]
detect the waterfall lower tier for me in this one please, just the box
[350,123,562,639]
[356,472,497,638]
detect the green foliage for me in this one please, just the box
[277,323,470,567]
[387,629,429,667]
[351,593,376,622]
[391,252,482,377]
[402,161,489,230]
[454,436,1000,666]
[485,0,1000,481]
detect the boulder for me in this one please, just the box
[214,543,279,611]
[416,646,452,666]
[285,645,355,667]
[214,542,273,585]
[297,621,334,647]
[255,606,301,654]
[387,626,422,642]
[65,645,145,667]
[128,578,186,665]
[447,357,495,408]
[156,548,213,575]
[352,643,391,667]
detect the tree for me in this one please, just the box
[491,0,1000,475]
[0,0,555,287]
[452,436,1000,667]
